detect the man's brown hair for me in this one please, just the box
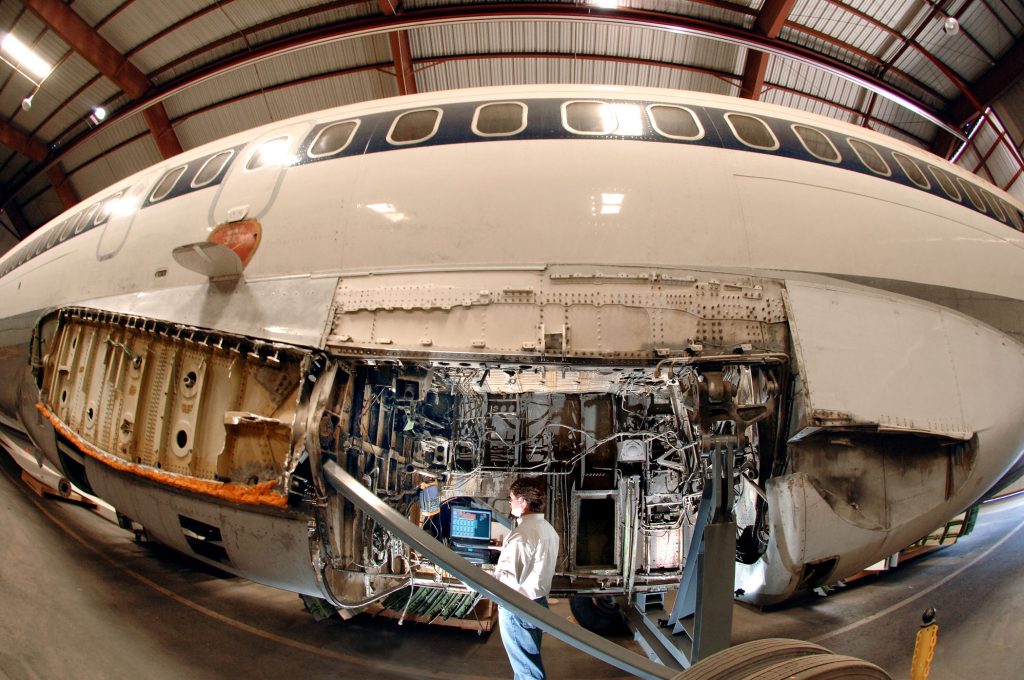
[510,477,547,513]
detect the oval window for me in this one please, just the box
[724,113,778,150]
[247,137,292,170]
[93,190,125,228]
[648,105,703,140]
[150,166,187,202]
[928,167,961,200]
[388,109,442,145]
[847,139,891,176]
[74,203,102,236]
[308,120,359,157]
[892,153,930,189]
[562,101,616,135]
[473,102,527,137]
[983,190,1006,221]
[192,150,234,188]
[793,125,840,162]
[1001,200,1022,230]
[956,178,985,211]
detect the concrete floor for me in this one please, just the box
[2,449,1023,680]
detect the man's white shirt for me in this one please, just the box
[494,513,560,599]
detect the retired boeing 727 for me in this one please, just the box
[1,85,1022,615]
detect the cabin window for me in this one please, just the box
[983,190,1007,221]
[44,217,67,248]
[150,166,187,202]
[74,203,102,236]
[793,125,840,162]
[562,101,645,136]
[647,105,703,140]
[562,101,616,135]
[1001,201,1022,229]
[725,113,779,150]
[956,177,985,211]
[93,190,124,228]
[472,102,527,137]
[847,139,891,176]
[928,167,961,200]
[892,153,930,189]
[56,217,77,244]
[388,109,442,145]
[192,150,234,187]
[308,120,359,157]
[247,137,292,170]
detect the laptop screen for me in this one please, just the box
[450,508,492,541]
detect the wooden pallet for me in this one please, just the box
[366,597,498,633]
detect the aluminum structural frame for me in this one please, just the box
[321,459,676,680]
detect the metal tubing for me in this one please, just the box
[322,460,674,680]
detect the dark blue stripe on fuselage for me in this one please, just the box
[2,97,1020,281]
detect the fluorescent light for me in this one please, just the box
[592,0,619,8]
[602,193,625,205]
[1,33,52,80]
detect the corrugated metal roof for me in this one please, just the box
[72,1,138,28]
[67,134,162,202]
[103,1,239,76]
[19,184,61,226]
[162,36,390,121]
[59,109,151,176]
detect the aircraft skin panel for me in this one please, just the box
[1,85,1024,608]
[70,275,341,349]
[85,458,320,595]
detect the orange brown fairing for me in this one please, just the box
[209,219,262,267]
[36,402,288,508]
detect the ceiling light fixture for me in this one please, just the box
[1,33,53,81]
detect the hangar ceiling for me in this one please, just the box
[0,0,1022,242]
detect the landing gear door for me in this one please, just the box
[211,123,310,225]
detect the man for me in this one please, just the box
[494,477,560,680]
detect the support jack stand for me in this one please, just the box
[625,442,737,670]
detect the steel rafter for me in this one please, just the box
[740,0,797,100]
[21,0,183,159]
[46,162,77,209]
[379,0,418,96]
[70,5,975,134]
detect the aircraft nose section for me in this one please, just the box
[736,278,1024,604]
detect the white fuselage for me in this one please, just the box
[1,85,1023,605]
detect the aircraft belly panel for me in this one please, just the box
[85,459,321,595]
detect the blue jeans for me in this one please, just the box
[499,597,548,680]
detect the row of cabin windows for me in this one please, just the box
[144,100,1024,228]
[733,112,1022,228]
